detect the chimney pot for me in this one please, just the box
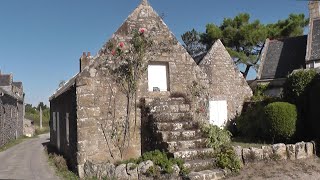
[87,52,91,57]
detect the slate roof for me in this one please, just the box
[259,35,307,79]
[0,74,12,86]
[309,19,320,61]
[13,82,23,89]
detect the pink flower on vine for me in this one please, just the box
[199,107,205,113]
[139,28,146,34]
[119,42,124,48]
[111,49,116,56]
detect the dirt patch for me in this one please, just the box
[225,157,320,180]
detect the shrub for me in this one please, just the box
[264,102,297,141]
[282,69,317,104]
[215,145,242,173]
[201,124,232,150]
[235,102,267,140]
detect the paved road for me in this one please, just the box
[0,133,59,180]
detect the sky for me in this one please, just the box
[0,0,309,106]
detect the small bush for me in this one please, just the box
[235,103,267,140]
[215,145,242,173]
[201,124,232,150]
[264,102,297,141]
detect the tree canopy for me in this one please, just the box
[182,13,308,78]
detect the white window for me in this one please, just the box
[66,113,69,145]
[53,112,56,131]
[209,100,228,127]
[148,64,168,92]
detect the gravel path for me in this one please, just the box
[225,158,320,180]
[0,133,59,180]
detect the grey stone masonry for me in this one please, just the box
[0,72,24,148]
[234,141,316,164]
[49,0,253,178]
[199,40,253,122]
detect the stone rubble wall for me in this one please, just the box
[83,160,181,180]
[233,141,316,164]
[0,93,24,147]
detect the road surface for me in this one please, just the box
[0,133,59,180]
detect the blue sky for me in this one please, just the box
[0,0,309,106]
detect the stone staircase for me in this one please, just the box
[146,97,226,180]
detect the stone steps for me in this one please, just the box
[158,130,203,141]
[147,97,188,106]
[188,169,226,180]
[184,159,217,172]
[150,104,190,113]
[166,138,207,152]
[150,112,193,122]
[173,148,214,160]
[154,121,199,131]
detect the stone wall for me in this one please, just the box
[199,40,253,122]
[50,86,78,171]
[233,141,316,164]
[0,91,24,147]
[74,1,208,177]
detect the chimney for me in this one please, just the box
[309,1,320,20]
[80,52,91,72]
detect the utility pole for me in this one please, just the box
[40,106,43,129]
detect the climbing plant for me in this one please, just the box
[102,28,153,158]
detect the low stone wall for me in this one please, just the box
[233,141,316,164]
[84,160,181,180]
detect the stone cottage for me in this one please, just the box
[49,0,252,177]
[256,1,320,97]
[0,71,24,147]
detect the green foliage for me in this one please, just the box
[252,83,269,101]
[264,102,297,141]
[181,29,207,59]
[283,69,317,104]
[182,13,308,78]
[215,145,242,173]
[236,103,267,140]
[117,150,188,176]
[201,124,232,150]
[48,152,78,180]
[267,14,309,39]
[25,102,50,134]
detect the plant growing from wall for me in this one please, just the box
[104,28,153,158]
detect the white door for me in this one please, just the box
[209,100,228,127]
[148,64,168,91]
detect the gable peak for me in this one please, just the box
[141,0,149,6]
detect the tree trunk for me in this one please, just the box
[243,64,252,79]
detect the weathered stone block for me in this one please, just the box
[262,146,273,160]
[306,142,315,158]
[127,163,138,180]
[286,144,295,160]
[138,160,154,174]
[250,147,263,161]
[242,148,254,164]
[295,142,307,159]
[78,94,95,107]
[232,146,242,161]
[272,143,287,160]
[115,164,129,180]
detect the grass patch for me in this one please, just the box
[45,145,79,180]
[0,136,32,152]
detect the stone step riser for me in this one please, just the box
[155,122,199,131]
[146,97,189,106]
[184,159,217,172]
[150,113,193,123]
[158,130,203,141]
[166,139,207,152]
[173,148,215,160]
[150,104,191,113]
